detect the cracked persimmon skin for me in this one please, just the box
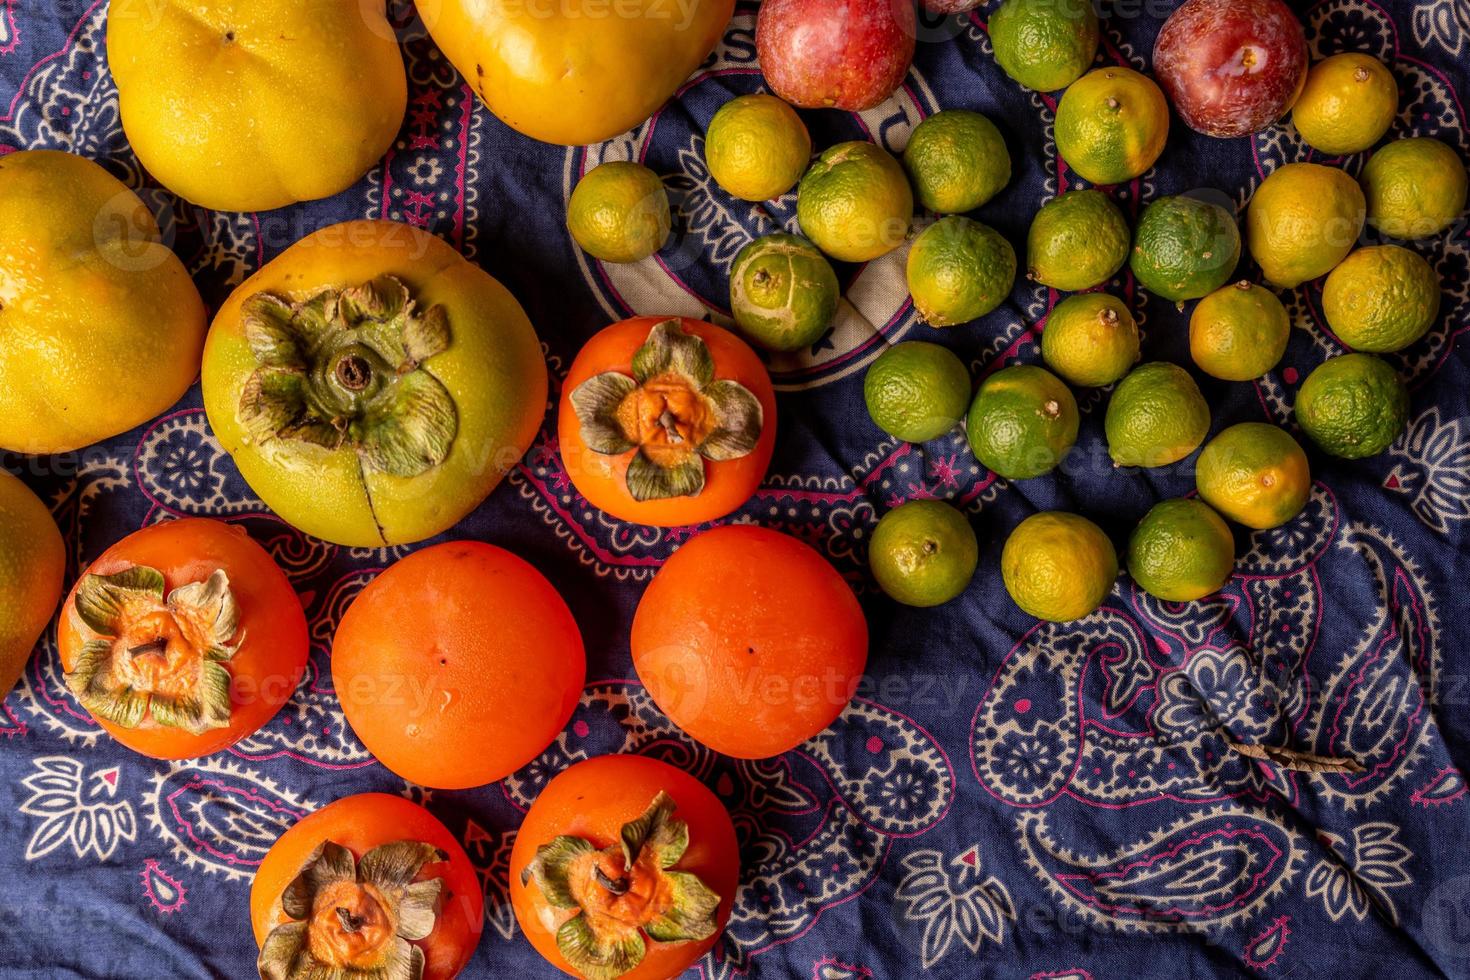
[56,518,307,760]
[201,219,548,548]
[510,756,740,980]
[251,793,484,980]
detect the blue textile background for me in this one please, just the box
[2,1,1469,977]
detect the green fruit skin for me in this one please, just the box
[1002,511,1118,622]
[966,364,1079,480]
[1127,498,1235,602]
[1105,362,1211,467]
[1041,293,1140,387]
[566,161,671,263]
[1189,281,1291,381]
[1130,195,1242,303]
[1321,245,1441,353]
[903,110,1012,213]
[1027,190,1130,291]
[865,341,973,443]
[907,216,1018,326]
[1362,138,1469,239]
[989,0,1100,92]
[1295,353,1409,459]
[869,500,979,607]
[729,233,839,352]
[797,141,914,263]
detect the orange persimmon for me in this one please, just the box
[558,316,777,527]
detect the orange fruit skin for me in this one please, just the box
[632,525,868,758]
[557,316,778,527]
[331,541,585,789]
[250,793,484,980]
[56,518,308,760]
[509,755,740,980]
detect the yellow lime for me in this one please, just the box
[797,141,915,262]
[1105,362,1211,468]
[903,109,1012,213]
[1322,244,1440,352]
[1002,511,1118,622]
[1294,353,1408,459]
[869,499,979,607]
[705,93,812,202]
[1196,422,1311,530]
[865,341,973,443]
[1362,137,1469,239]
[988,0,1099,92]
[1040,293,1140,387]
[1026,189,1130,291]
[566,161,671,263]
[966,364,1079,480]
[1055,67,1170,185]
[907,216,1017,326]
[1127,497,1235,602]
[1291,54,1398,156]
[1245,162,1365,287]
[1189,281,1291,381]
[729,233,839,351]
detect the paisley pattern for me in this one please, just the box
[2,0,1468,977]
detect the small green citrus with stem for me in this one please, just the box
[1054,67,1170,185]
[902,109,1011,213]
[1041,293,1140,387]
[1196,422,1312,530]
[797,141,914,262]
[1105,362,1211,468]
[1002,511,1118,622]
[567,161,672,263]
[864,341,973,443]
[728,233,839,352]
[1026,189,1130,291]
[869,500,979,607]
[705,93,812,202]
[1127,497,1236,602]
[1130,194,1242,306]
[1361,137,1468,239]
[1294,353,1409,459]
[907,216,1017,326]
[1189,281,1291,381]
[966,364,1079,480]
[988,0,1099,93]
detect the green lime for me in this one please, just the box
[966,364,1079,480]
[1189,281,1291,381]
[1127,498,1235,602]
[1130,194,1242,304]
[865,341,973,443]
[907,216,1017,326]
[903,109,1012,213]
[729,233,839,351]
[1195,422,1311,530]
[1294,353,1409,459]
[1026,189,1130,291]
[1002,511,1118,622]
[1054,67,1170,185]
[705,93,813,202]
[1246,162,1365,288]
[1041,293,1140,387]
[797,141,914,262]
[869,500,979,607]
[566,161,671,263]
[1322,245,1441,352]
[988,0,1099,92]
[1291,54,1398,156]
[1362,137,1468,239]
[1105,362,1210,468]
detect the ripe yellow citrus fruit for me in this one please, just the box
[902,109,1012,213]
[1026,189,1130,291]
[906,217,1017,326]
[966,365,1079,479]
[1362,137,1469,239]
[1291,54,1398,156]
[1002,511,1118,622]
[1040,293,1140,387]
[1246,162,1365,288]
[1189,281,1292,381]
[0,149,207,455]
[1054,67,1170,185]
[1127,497,1235,602]
[0,470,65,699]
[705,94,813,202]
[1321,245,1440,353]
[1294,353,1408,459]
[567,161,672,263]
[798,142,914,262]
[869,500,979,607]
[1105,362,1211,468]
[1196,422,1311,530]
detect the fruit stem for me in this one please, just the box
[335,907,365,934]
[335,354,373,392]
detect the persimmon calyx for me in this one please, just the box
[569,319,763,502]
[520,791,722,980]
[238,275,458,478]
[258,839,447,980]
[64,564,240,734]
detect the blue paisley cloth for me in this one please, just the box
[3,0,1470,977]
